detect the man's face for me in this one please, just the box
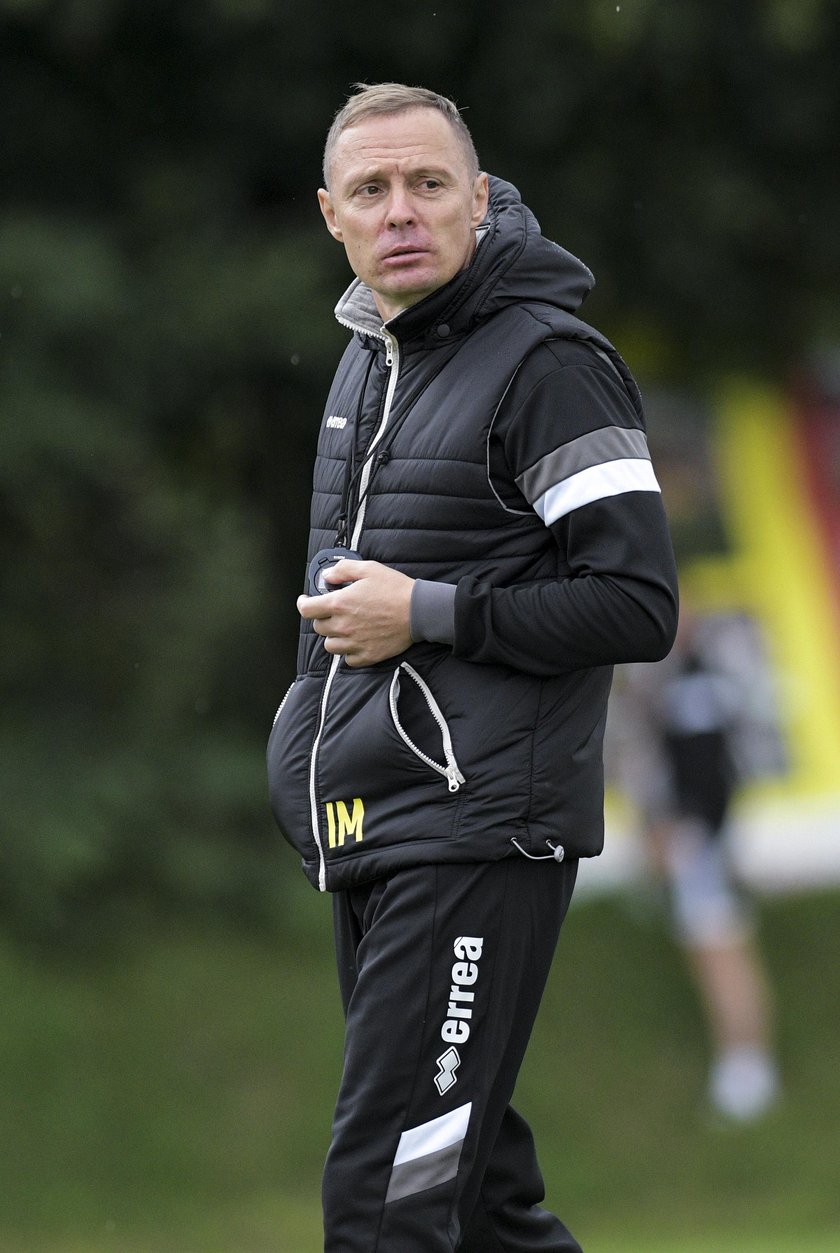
[318,107,489,322]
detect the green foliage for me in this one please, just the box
[2,1,840,938]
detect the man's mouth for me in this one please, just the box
[383,245,428,262]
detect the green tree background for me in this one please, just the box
[2,0,839,938]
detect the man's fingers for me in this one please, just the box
[297,592,336,620]
[321,558,366,587]
[298,566,365,617]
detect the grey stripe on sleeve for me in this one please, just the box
[516,425,650,506]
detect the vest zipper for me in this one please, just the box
[350,331,399,548]
[271,681,295,729]
[309,329,400,891]
[309,655,341,891]
[389,662,465,792]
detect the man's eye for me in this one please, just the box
[357,184,381,197]
[421,179,442,190]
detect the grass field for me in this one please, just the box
[2,865,839,1251]
[21,1209,840,1253]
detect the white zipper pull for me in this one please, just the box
[445,764,465,793]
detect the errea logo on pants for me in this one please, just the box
[434,936,484,1094]
[434,1046,461,1095]
[441,936,484,1043]
[325,797,365,848]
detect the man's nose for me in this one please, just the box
[385,185,415,226]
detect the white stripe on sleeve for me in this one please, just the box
[533,458,661,526]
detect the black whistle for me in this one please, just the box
[308,547,364,595]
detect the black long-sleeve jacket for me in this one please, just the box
[267,177,678,891]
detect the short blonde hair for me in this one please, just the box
[322,82,480,189]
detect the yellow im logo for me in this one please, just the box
[325,797,365,848]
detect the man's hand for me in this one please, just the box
[297,560,414,667]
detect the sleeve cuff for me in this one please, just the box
[410,580,457,646]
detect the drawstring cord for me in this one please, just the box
[510,838,566,864]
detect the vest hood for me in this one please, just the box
[334,176,595,345]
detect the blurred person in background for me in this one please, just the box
[267,83,678,1251]
[610,609,781,1123]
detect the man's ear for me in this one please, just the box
[318,188,343,242]
[471,172,489,228]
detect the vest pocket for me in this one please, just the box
[311,662,465,859]
[389,662,465,793]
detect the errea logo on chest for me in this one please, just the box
[326,414,347,430]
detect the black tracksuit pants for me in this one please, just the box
[323,856,583,1252]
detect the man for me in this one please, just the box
[608,612,780,1123]
[268,83,678,1252]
